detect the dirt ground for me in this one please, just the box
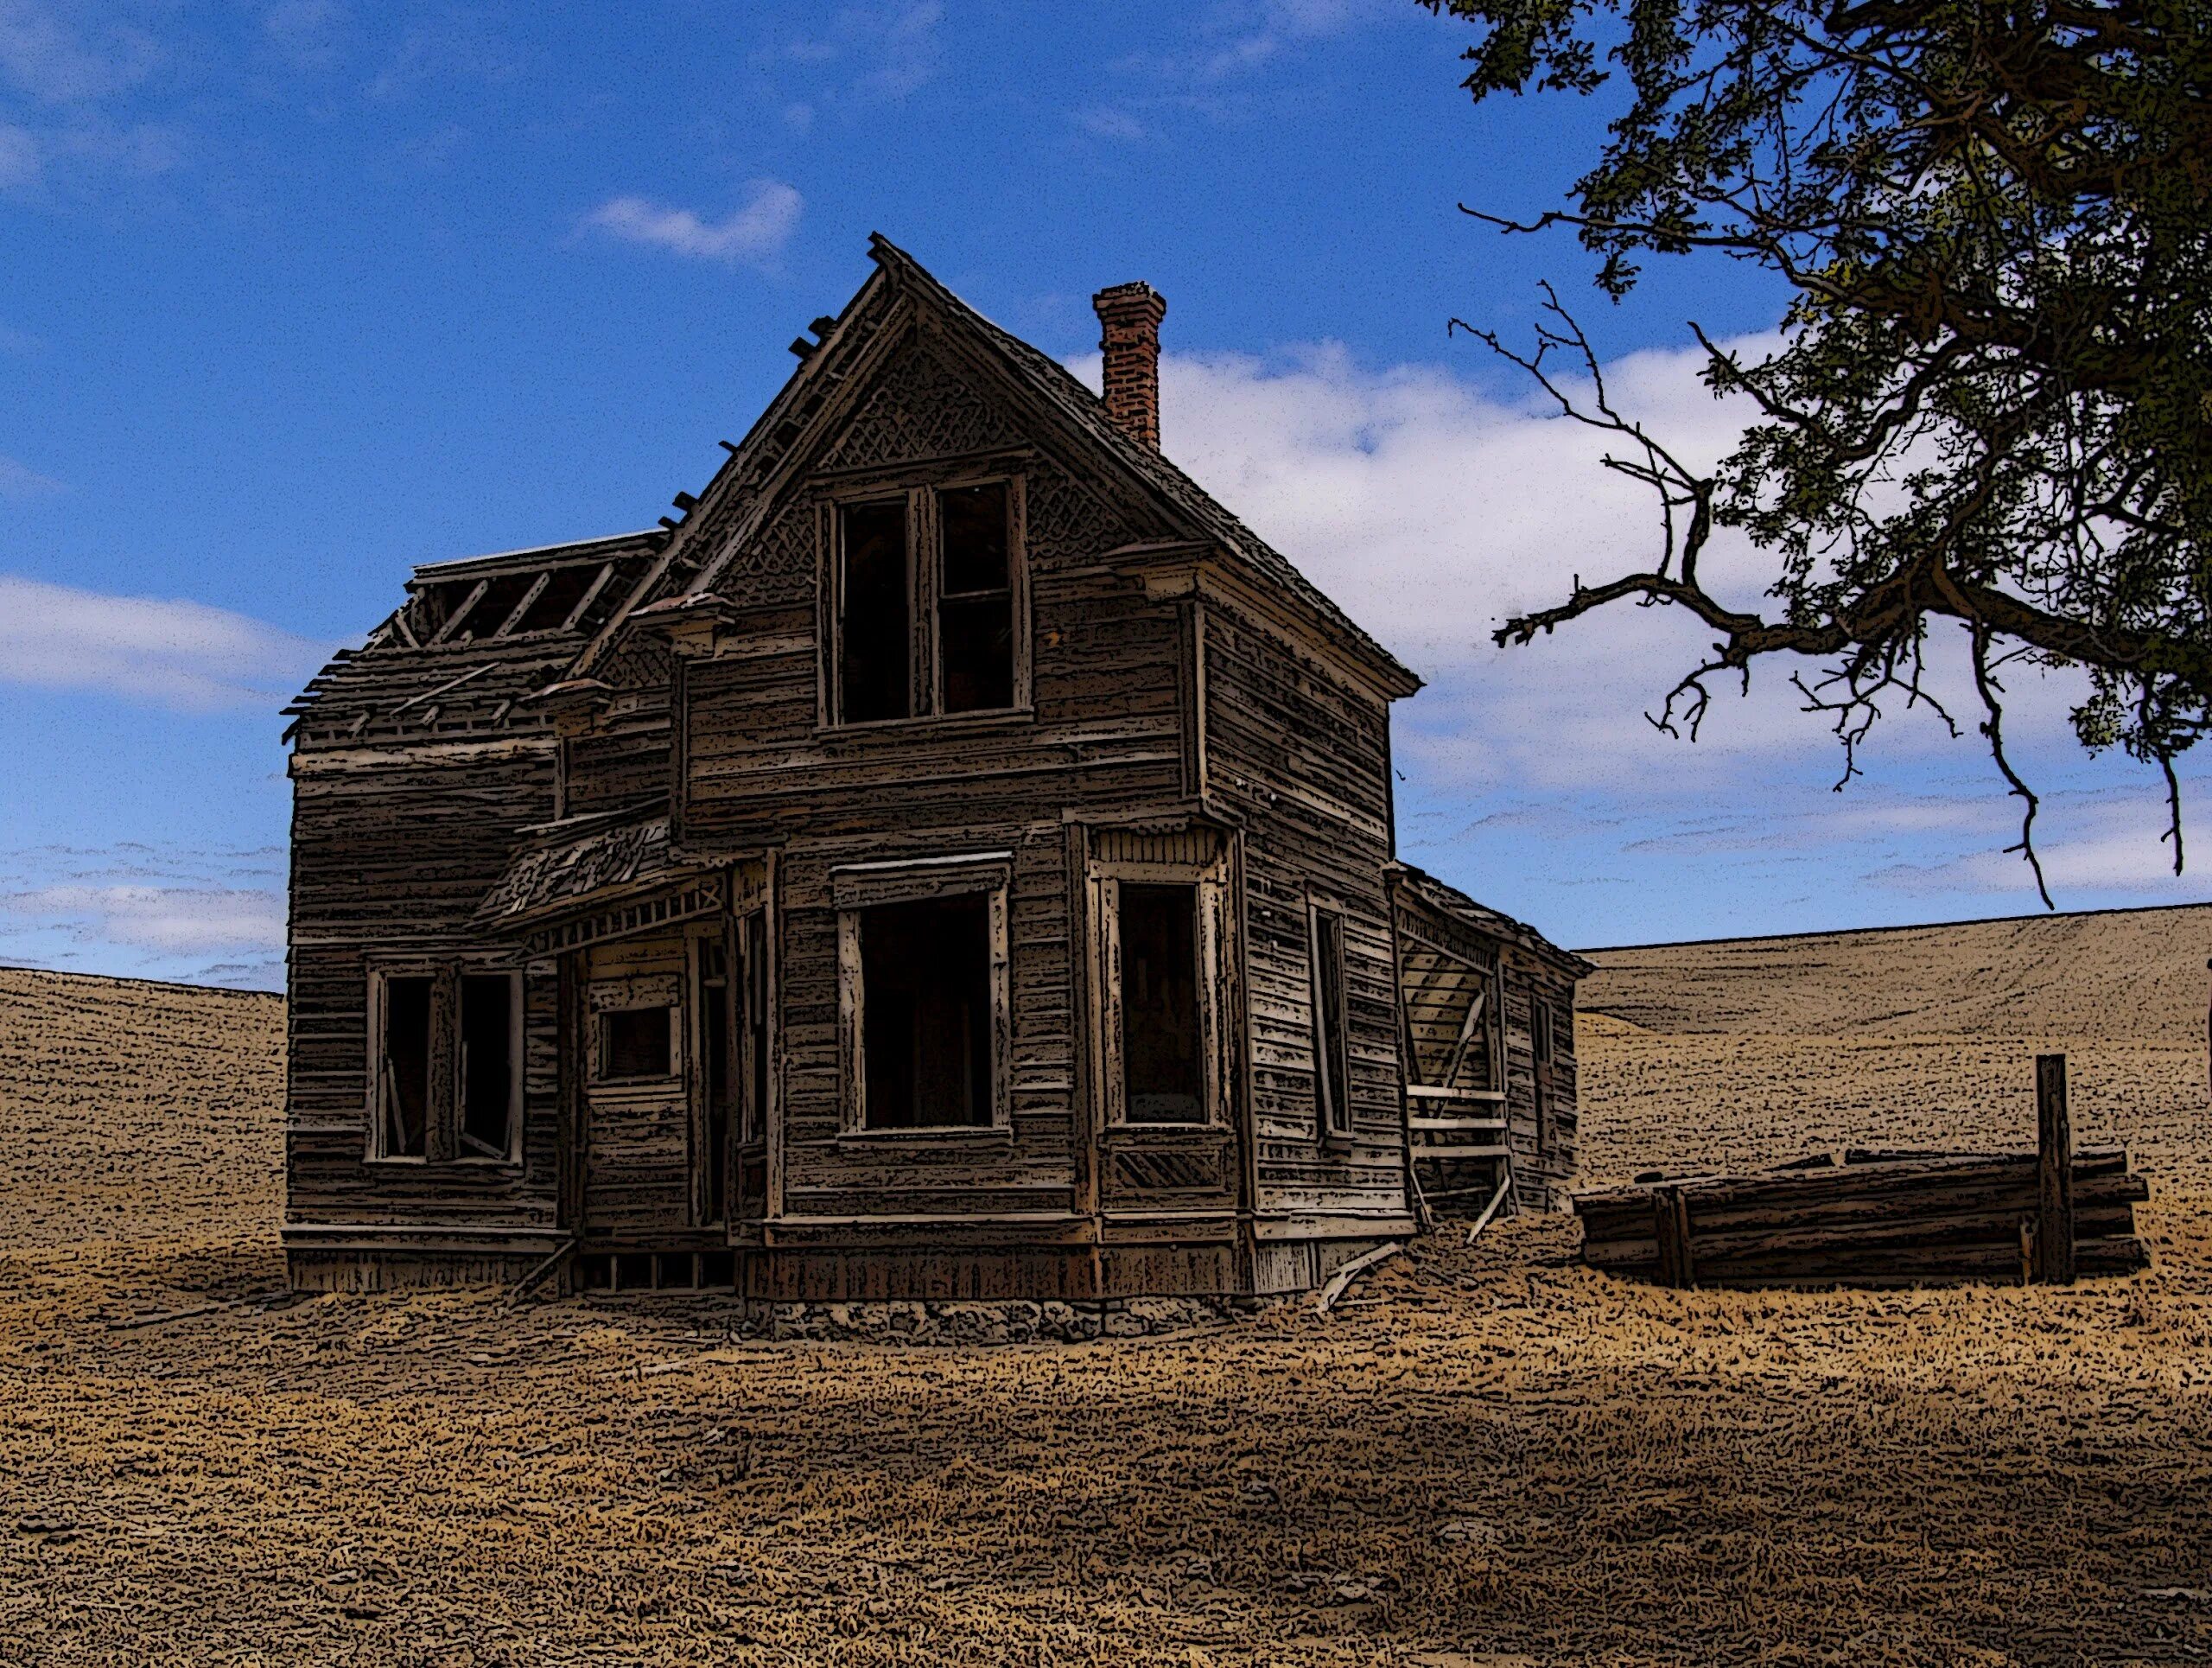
[4,907,2212,1666]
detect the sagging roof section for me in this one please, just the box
[285,532,664,746]
[473,810,687,933]
[1389,862,1598,978]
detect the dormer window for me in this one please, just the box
[827,475,1027,726]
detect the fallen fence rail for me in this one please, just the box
[1572,1054,2151,1289]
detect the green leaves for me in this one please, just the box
[1430,0,2212,890]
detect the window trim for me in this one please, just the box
[588,974,683,1085]
[364,958,524,1167]
[818,473,1029,730]
[832,853,1014,1138]
[1090,857,1231,1131]
[1308,901,1353,1143]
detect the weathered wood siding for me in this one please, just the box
[286,744,563,1238]
[1197,602,1410,1229]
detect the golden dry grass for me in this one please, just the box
[3,910,2212,1666]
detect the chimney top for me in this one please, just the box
[1093,282,1167,451]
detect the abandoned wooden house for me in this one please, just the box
[282,235,1592,1300]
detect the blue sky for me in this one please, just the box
[0,0,2202,990]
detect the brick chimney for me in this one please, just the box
[1093,281,1166,450]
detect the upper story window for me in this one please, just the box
[829,477,1026,727]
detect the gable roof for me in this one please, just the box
[291,235,1422,742]
[582,235,1417,697]
[859,238,1416,693]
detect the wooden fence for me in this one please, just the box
[1573,1054,2151,1289]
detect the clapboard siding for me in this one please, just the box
[1198,600,1408,1224]
[286,748,563,1232]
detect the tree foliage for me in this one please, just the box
[1423,0,2212,897]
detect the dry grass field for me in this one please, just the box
[3,906,2212,1666]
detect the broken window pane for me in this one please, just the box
[939,482,1008,594]
[1313,911,1351,1136]
[379,975,434,1157]
[940,596,1014,712]
[1120,883,1204,1124]
[839,500,911,723]
[938,483,1014,713]
[459,974,514,1158]
[601,1006,673,1080]
[861,895,993,1129]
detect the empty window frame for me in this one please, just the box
[1399,944,1503,1094]
[835,859,1012,1134]
[836,498,912,723]
[375,973,435,1158]
[598,1003,677,1081]
[861,896,993,1129]
[369,965,521,1162]
[1093,856,1227,1130]
[1119,883,1205,1124]
[457,973,520,1160]
[1309,906,1352,1140]
[828,479,1025,726]
[936,481,1015,714]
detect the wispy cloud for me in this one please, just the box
[0,842,287,989]
[0,882,283,954]
[582,181,804,270]
[0,452,61,498]
[770,1,945,102]
[0,574,328,709]
[0,2,184,196]
[260,0,347,75]
[1075,105,1148,142]
[0,0,161,105]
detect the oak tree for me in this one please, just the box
[1425,0,2212,897]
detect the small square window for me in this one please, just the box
[601,1006,674,1080]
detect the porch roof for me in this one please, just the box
[473,810,695,933]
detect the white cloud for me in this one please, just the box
[0,452,61,497]
[770,2,944,101]
[0,882,283,955]
[583,181,804,271]
[1064,331,2212,921]
[0,0,160,105]
[0,574,328,709]
[0,842,289,987]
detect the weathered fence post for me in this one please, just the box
[1652,1184,1695,1289]
[2035,1054,2075,1286]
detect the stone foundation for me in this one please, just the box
[756,1295,1246,1346]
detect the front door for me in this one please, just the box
[582,933,691,1238]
